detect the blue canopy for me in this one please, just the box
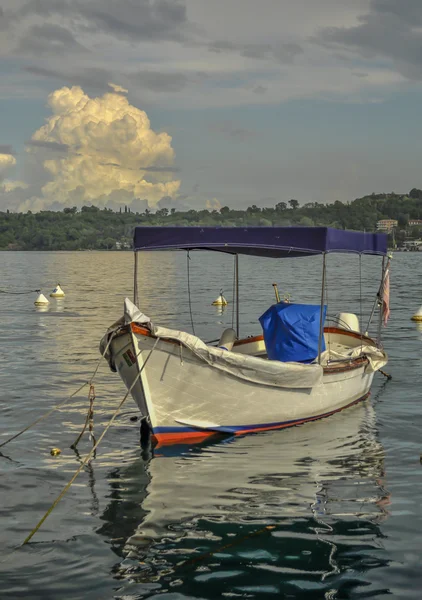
[259,302,327,363]
[133,226,387,257]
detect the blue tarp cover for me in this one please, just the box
[133,226,387,257]
[259,302,327,363]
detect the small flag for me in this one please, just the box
[382,269,390,326]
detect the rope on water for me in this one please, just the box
[0,382,88,450]
[0,288,41,295]
[22,337,159,545]
[70,384,96,450]
[0,335,114,450]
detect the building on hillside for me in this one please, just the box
[401,240,422,251]
[376,219,398,232]
[408,219,422,227]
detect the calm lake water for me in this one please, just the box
[1,250,422,599]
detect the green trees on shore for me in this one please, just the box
[1,190,421,250]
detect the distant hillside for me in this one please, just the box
[1,190,422,250]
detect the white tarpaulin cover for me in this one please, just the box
[100,299,387,387]
[320,344,388,373]
[115,298,323,388]
[151,324,323,388]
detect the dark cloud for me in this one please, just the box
[140,165,181,172]
[133,70,188,92]
[25,63,188,94]
[18,23,87,55]
[6,0,190,43]
[78,0,188,42]
[24,65,61,78]
[209,40,303,64]
[315,0,422,80]
[24,65,113,93]
[211,121,258,142]
[253,85,267,95]
[0,145,15,155]
[99,161,180,172]
[25,139,69,152]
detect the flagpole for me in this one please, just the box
[365,254,390,337]
[377,254,391,344]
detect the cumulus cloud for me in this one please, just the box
[0,153,16,173]
[1,180,28,192]
[17,85,180,211]
[206,198,221,211]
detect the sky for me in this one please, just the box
[1,0,422,212]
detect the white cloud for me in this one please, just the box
[21,85,180,210]
[2,180,28,192]
[0,153,17,173]
[206,197,221,210]
[108,82,128,94]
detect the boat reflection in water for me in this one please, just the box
[98,397,390,597]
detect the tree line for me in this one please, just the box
[1,189,422,250]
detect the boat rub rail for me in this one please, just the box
[123,323,370,375]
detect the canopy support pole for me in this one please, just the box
[318,253,326,365]
[133,252,139,305]
[377,256,387,345]
[235,254,240,338]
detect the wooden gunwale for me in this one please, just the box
[125,323,371,375]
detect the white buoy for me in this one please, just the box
[34,293,49,306]
[50,284,65,298]
[411,306,422,322]
[212,289,228,306]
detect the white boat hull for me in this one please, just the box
[111,327,376,446]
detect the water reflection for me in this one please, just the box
[34,304,50,313]
[413,322,422,335]
[215,304,227,317]
[97,400,390,597]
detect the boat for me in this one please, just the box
[100,226,390,447]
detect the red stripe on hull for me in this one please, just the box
[152,430,217,446]
[152,392,371,447]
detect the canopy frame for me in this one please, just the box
[133,226,388,258]
[132,226,388,351]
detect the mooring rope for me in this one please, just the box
[0,335,114,449]
[22,337,159,545]
[0,382,88,450]
[0,288,41,294]
[70,384,96,450]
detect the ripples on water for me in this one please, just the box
[0,251,422,599]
